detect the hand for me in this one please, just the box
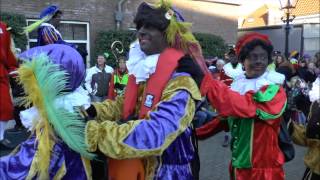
[176,56,205,88]
[79,105,97,122]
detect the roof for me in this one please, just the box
[291,0,320,16]
[241,5,269,28]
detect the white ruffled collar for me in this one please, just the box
[309,77,320,102]
[231,70,285,95]
[126,41,160,84]
[223,62,244,79]
[20,86,91,130]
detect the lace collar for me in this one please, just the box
[126,41,160,84]
[231,70,285,95]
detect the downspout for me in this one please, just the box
[115,0,127,30]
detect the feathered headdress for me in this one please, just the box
[18,44,94,179]
[135,0,209,73]
[21,5,61,34]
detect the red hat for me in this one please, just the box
[235,32,271,56]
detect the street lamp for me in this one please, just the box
[279,0,299,58]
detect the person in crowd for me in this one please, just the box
[0,44,93,179]
[289,77,320,180]
[108,56,129,99]
[180,32,287,179]
[220,48,244,86]
[85,54,113,102]
[314,52,320,76]
[297,59,317,84]
[275,53,296,82]
[302,54,312,63]
[82,1,208,179]
[216,59,225,72]
[0,21,18,147]
[289,50,300,70]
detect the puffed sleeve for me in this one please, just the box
[92,96,124,122]
[201,73,287,121]
[85,90,196,159]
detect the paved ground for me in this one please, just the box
[1,123,307,180]
[199,132,307,180]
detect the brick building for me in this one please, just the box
[0,0,240,66]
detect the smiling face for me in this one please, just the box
[243,45,269,78]
[137,25,167,55]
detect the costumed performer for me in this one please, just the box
[0,44,94,180]
[83,0,208,179]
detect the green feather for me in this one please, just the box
[21,16,50,34]
[21,54,95,159]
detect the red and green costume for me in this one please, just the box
[199,71,287,180]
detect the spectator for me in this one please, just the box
[275,53,295,81]
[289,77,320,180]
[297,60,317,84]
[314,52,320,76]
[85,55,113,102]
[108,56,129,99]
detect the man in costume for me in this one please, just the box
[180,32,287,180]
[83,1,207,179]
[0,21,18,145]
[23,5,73,47]
[0,44,94,179]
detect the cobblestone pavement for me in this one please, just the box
[1,125,307,180]
[199,132,307,180]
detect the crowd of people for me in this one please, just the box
[0,0,319,180]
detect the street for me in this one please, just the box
[199,132,307,180]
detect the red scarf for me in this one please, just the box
[122,48,184,120]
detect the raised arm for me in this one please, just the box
[201,73,287,120]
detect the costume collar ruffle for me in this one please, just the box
[40,23,62,38]
[309,77,320,102]
[231,70,285,95]
[20,86,91,130]
[223,62,244,79]
[126,41,160,84]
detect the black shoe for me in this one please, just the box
[0,139,15,149]
[6,126,26,133]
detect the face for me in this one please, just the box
[299,61,306,67]
[275,55,283,64]
[137,25,167,55]
[229,53,237,65]
[216,62,224,71]
[243,46,269,78]
[50,13,62,27]
[97,55,106,66]
[308,62,315,70]
[119,59,126,72]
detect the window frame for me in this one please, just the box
[26,19,90,67]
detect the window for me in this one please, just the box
[26,19,90,67]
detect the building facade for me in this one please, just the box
[0,0,240,66]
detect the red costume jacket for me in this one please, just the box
[0,22,18,121]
